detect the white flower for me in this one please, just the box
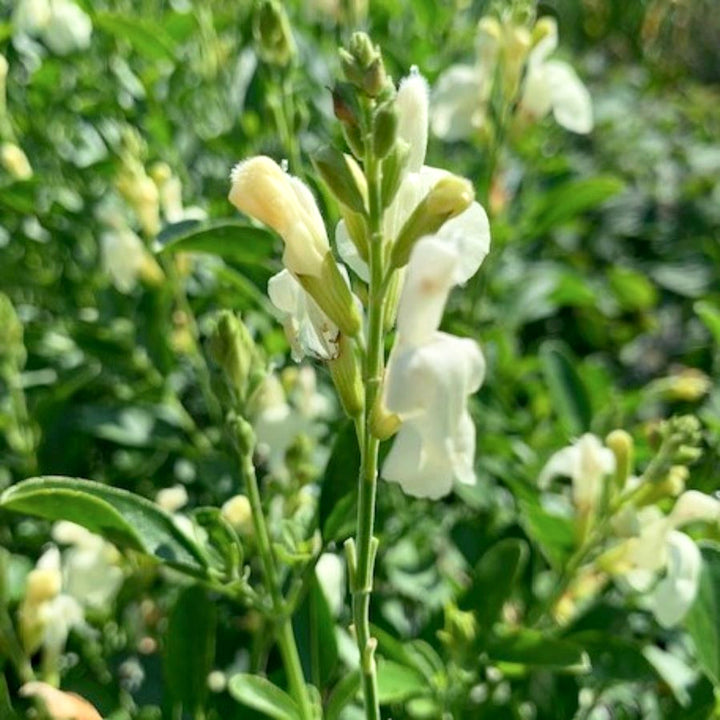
[315,553,346,617]
[381,232,488,499]
[100,228,146,293]
[13,0,51,36]
[518,19,593,135]
[268,269,340,361]
[221,494,253,535]
[538,434,616,513]
[229,156,330,278]
[612,490,720,627]
[52,522,124,612]
[20,546,86,655]
[42,0,92,55]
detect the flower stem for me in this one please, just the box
[350,119,385,720]
[233,418,314,720]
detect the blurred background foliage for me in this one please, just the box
[0,0,719,718]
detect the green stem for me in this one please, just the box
[350,116,384,720]
[235,419,314,720]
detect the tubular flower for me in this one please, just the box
[538,433,616,515]
[518,19,593,134]
[432,16,592,141]
[381,229,489,499]
[608,490,720,627]
[230,157,361,341]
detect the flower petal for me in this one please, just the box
[545,60,593,134]
[335,219,369,281]
[652,530,701,628]
[396,70,430,173]
[431,64,485,141]
[669,490,720,528]
[434,201,491,284]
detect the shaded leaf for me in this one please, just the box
[320,422,359,541]
[486,629,587,668]
[228,674,300,720]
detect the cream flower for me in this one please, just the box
[538,434,616,514]
[381,232,488,499]
[230,156,330,278]
[611,490,720,627]
[268,269,340,361]
[518,19,593,134]
[1,142,33,180]
[100,228,146,293]
[42,0,92,55]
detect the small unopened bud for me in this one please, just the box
[253,0,296,67]
[340,32,389,97]
[380,140,410,209]
[391,175,474,269]
[312,146,367,214]
[532,16,558,47]
[1,142,33,180]
[662,369,712,402]
[207,670,227,693]
[327,334,364,418]
[605,429,633,493]
[373,101,398,159]
[501,25,531,98]
[209,311,265,405]
[221,494,253,535]
[155,485,188,513]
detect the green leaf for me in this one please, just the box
[684,543,720,686]
[228,674,300,720]
[320,422,360,542]
[159,220,277,267]
[486,629,587,669]
[376,658,427,705]
[0,477,208,575]
[463,538,529,631]
[539,340,592,437]
[293,576,339,688]
[312,146,367,214]
[519,500,575,569]
[695,300,720,346]
[526,176,625,236]
[95,13,176,61]
[325,670,361,720]
[608,266,658,312]
[164,584,217,713]
[565,631,654,682]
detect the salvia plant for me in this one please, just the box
[2,2,720,720]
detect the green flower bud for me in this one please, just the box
[209,311,265,406]
[605,429,634,493]
[340,32,390,97]
[373,101,398,158]
[390,175,474,269]
[380,140,410,209]
[342,206,370,264]
[253,0,296,67]
[312,146,367,214]
[328,334,364,418]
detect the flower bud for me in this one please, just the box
[605,429,633,493]
[155,484,188,513]
[116,166,160,237]
[221,494,253,535]
[229,156,330,278]
[208,310,265,405]
[369,398,400,440]
[328,334,364,418]
[312,146,367,214]
[1,142,33,180]
[390,175,474,269]
[373,101,398,159]
[340,32,389,97]
[253,0,296,66]
[501,25,531,99]
[380,140,410,209]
